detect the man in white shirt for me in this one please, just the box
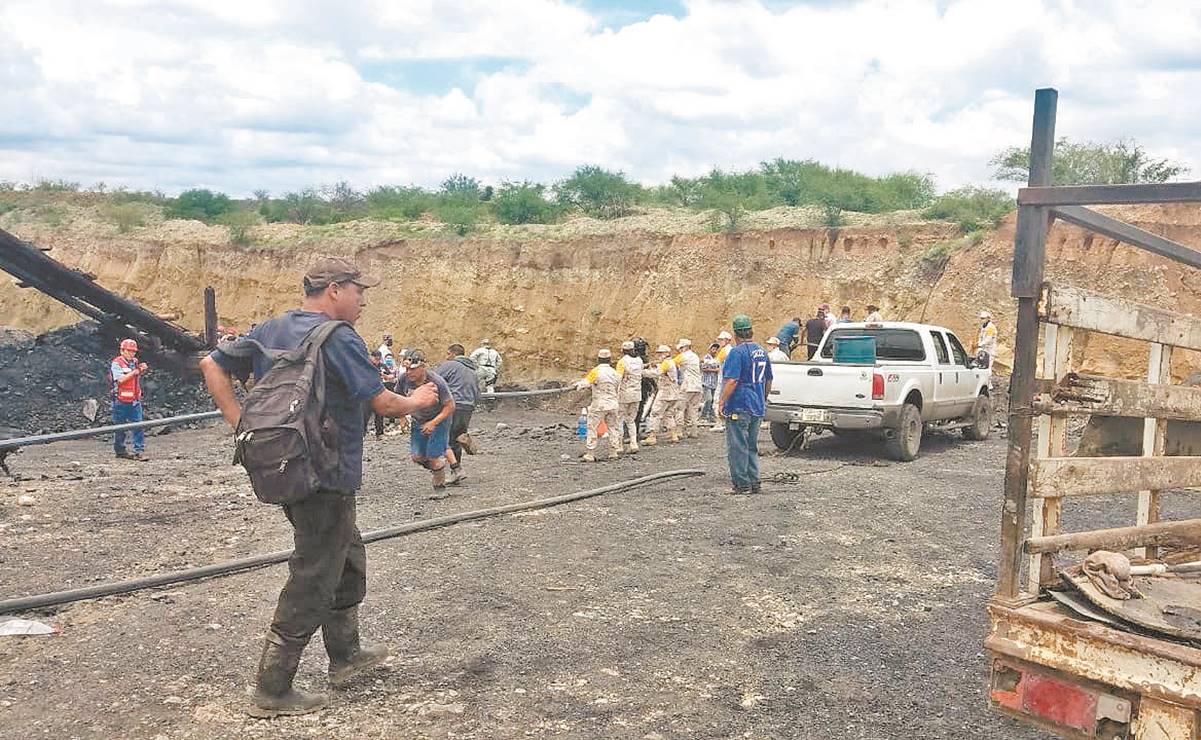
[377,333,394,364]
[766,336,790,363]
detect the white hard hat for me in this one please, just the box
[656,344,671,353]
[766,336,780,346]
[979,311,991,319]
[717,330,732,340]
[597,348,611,359]
[621,340,635,350]
[676,338,691,349]
[480,338,491,346]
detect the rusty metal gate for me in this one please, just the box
[988,88,1201,738]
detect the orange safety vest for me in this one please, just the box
[111,356,141,403]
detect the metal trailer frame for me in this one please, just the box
[988,88,1201,738]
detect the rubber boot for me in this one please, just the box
[582,452,596,462]
[626,443,639,454]
[247,631,328,718]
[608,448,620,461]
[323,606,390,688]
[641,436,657,447]
[668,429,681,443]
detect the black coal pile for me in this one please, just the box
[0,322,214,435]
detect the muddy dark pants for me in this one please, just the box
[448,405,474,460]
[269,490,366,644]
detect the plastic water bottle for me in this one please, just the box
[577,408,588,440]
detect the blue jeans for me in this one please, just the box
[112,401,144,453]
[724,413,762,490]
[410,418,451,460]
[701,386,716,420]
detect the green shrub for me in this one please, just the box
[165,189,234,223]
[435,198,480,236]
[920,231,984,267]
[991,137,1189,185]
[102,203,144,233]
[759,158,935,213]
[221,210,259,246]
[36,204,67,227]
[365,186,434,220]
[492,181,558,224]
[922,186,1014,233]
[32,178,80,192]
[555,165,642,219]
[0,201,15,216]
[110,188,166,205]
[261,189,332,224]
[695,168,769,232]
[822,202,846,228]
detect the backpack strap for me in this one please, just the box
[216,336,286,362]
[301,320,352,350]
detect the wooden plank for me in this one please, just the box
[1028,324,1073,592]
[1024,517,1201,554]
[1019,181,1201,206]
[1031,456,1201,498]
[1052,205,1201,270]
[998,87,1057,602]
[1139,344,1173,559]
[1034,373,1201,421]
[1041,284,1201,352]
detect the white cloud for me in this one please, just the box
[0,0,1198,196]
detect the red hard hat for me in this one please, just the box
[120,339,138,352]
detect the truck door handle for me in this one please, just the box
[807,368,823,376]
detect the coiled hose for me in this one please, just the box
[0,469,704,614]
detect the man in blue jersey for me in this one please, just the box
[718,314,773,495]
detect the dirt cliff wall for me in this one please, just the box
[1,204,1199,381]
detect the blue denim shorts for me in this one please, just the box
[410,418,451,459]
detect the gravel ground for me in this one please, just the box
[2,405,1164,739]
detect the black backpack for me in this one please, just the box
[219,321,347,504]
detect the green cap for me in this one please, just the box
[732,314,752,331]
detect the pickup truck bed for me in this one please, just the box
[765,322,992,460]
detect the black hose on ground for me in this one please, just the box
[0,388,577,454]
[0,469,704,615]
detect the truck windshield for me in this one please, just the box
[819,328,926,361]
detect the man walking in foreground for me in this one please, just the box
[720,314,772,495]
[199,258,439,718]
[110,338,150,461]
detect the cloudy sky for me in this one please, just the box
[1,0,1197,197]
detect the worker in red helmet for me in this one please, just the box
[110,338,150,461]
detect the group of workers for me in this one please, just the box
[770,302,885,361]
[363,336,502,493]
[103,254,1006,718]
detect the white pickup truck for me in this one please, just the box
[765,322,993,461]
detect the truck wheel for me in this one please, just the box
[963,394,993,441]
[884,403,922,461]
[770,422,801,451]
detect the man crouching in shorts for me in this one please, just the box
[396,349,456,497]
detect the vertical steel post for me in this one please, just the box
[997,88,1057,601]
[203,286,218,349]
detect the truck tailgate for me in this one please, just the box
[769,362,875,409]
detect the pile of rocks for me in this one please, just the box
[0,322,214,435]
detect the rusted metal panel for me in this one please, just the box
[988,602,1201,707]
[1034,373,1201,421]
[1019,181,1201,206]
[1131,697,1199,739]
[1030,456,1201,498]
[1053,205,1201,271]
[1042,284,1201,352]
[1025,518,1201,555]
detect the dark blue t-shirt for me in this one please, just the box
[722,342,773,418]
[209,310,384,492]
